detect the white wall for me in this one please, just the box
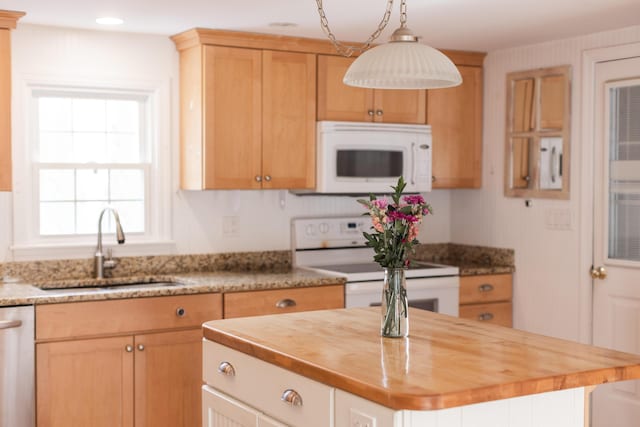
[452,25,640,342]
[0,24,451,262]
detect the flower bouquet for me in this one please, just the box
[358,176,431,337]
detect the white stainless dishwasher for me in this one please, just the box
[0,305,34,427]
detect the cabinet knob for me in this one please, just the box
[478,284,494,292]
[375,109,383,116]
[281,389,303,406]
[367,109,374,116]
[276,298,297,309]
[217,361,236,377]
[478,313,494,321]
[176,307,186,317]
[125,345,133,353]
[255,175,262,182]
[137,344,145,351]
[264,175,272,182]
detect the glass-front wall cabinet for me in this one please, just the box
[505,65,571,199]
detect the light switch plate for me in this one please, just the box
[545,208,572,230]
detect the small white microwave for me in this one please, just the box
[313,121,432,194]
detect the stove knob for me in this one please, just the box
[319,223,329,234]
[305,224,316,236]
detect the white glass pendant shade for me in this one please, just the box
[343,28,462,90]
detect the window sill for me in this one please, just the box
[10,240,177,262]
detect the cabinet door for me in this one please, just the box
[0,29,11,191]
[36,336,134,427]
[262,50,316,189]
[317,55,373,122]
[203,385,258,427]
[203,45,262,189]
[134,328,202,427]
[373,89,426,124]
[428,65,483,188]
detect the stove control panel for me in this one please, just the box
[292,217,371,249]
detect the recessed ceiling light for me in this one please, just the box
[96,17,124,26]
[268,22,297,28]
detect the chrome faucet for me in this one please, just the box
[95,207,125,279]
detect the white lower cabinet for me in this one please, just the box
[203,339,588,427]
[203,386,286,427]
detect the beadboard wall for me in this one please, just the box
[451,25,640,342]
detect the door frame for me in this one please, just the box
[579,42,640,344]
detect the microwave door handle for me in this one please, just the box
[410,142,417,185]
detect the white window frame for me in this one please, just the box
[12,76,174,260]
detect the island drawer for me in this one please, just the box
[459,301,513,327]
[223,284,344,319]
[36,293,222,340]
[459,274,512,304]
[204,339,332,427]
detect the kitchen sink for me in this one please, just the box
[35,279,182,292]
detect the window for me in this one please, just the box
[12,81,172,258]
[35,92,148,236]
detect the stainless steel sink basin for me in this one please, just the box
[35,280,181,292]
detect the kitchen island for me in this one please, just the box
[202,307,640,427]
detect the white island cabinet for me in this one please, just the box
[201,308,640,427]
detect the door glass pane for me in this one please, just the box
[336,150,403,178]
[608,85,640,261]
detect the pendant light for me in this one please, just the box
[316,0,462,90]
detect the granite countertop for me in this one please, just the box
[413,243,515,276]
[0,269,346,307]
[204,307,640,410]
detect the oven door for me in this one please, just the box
[345,276,459,317]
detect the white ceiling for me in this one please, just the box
[3,0,640,52]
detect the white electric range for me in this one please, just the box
[292,216,460,316]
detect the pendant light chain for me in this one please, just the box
[315,0,394,57]
[399,0,407,27]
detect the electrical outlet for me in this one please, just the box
[222,216,239,236]
[350,409,376,427]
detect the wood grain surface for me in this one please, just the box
[203,307,640,410]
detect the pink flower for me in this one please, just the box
[371,199,388,210]
[403,195,425,205]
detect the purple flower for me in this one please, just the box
[403,195,425,205]
[387,210,419,223]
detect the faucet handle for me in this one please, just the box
[103,249,117,270]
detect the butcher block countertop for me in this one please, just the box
[203,307,640,411]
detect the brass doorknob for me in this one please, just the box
[590,266,607,280]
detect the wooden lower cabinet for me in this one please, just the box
[35,293,222,427]
[37,336,135,427]
[458,274,513,327]
[223,285,345,319]
[134,329,202,427]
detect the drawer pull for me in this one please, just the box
[276,298,297,309]
[478,313,494,321]
[217,361,236,377]
[125,345,134,353]
[478,284,494,292]
[0,320,22,330]
[281,389,303,406]
[176,307,186,317]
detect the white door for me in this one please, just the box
[592,55,640,427]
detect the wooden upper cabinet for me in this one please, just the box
[177,42,316,190]
[0,10,25,192]
[203,45,262,189]
[317,55,426,124]
[262,50,316,190]
[428,65,483,188]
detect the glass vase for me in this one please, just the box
[381,267,409,338]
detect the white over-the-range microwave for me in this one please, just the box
[300,121,432,195]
